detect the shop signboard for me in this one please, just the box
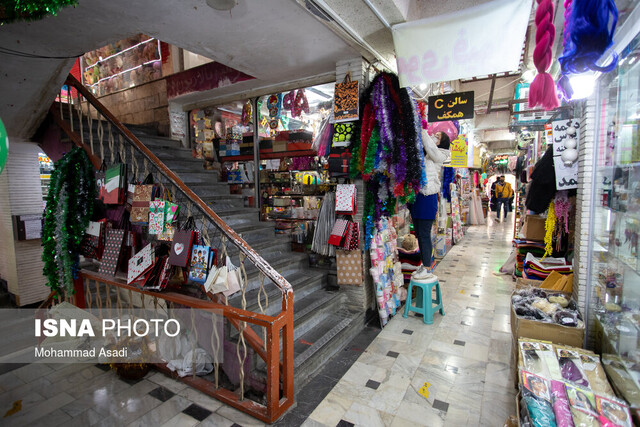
[392,0,530,86]
[427,91,474,122]
[450,135,469,168]
[551,119,580,190]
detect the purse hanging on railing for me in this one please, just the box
[169,216,196,267]
[103,154,127,205]
[158,188,180,242]
[95,161,107,201]
[131,173,156,225]
[80,218,107,260]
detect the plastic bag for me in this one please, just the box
[167,348,214,377]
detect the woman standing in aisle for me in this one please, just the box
[409,130,451,279]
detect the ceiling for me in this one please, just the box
[0,0,537,150]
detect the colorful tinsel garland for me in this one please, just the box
[352,72,422,249]
[42,148,95,295]
[0,0,78,24]
[543,201,557,258]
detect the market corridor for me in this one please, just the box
[304,219,516,427]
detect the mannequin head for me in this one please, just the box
[435,131,451,150]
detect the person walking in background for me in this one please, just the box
[494,175,513,222]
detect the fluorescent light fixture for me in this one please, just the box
[419,83,427,90]
[569,73,597,100]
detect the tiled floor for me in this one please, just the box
[0,217,516,427]
[304,217,517,427]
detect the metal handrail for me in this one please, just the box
[62,74,293,297]
[47,76,296,422]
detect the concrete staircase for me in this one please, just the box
[54,115,366,393]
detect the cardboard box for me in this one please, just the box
[287,142,312,151]
[435,235,448,257]
[521,215,546,241]
[510,290,584,348]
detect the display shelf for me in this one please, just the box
[267,217,317,221]
[220,150,317,162]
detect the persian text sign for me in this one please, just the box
[450,135,468,168]
[551,119,580,190]
[392,0,532,87]
[428,91,474,122]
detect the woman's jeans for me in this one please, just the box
[413,218,434,267]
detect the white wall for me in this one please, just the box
[0,141,50,305]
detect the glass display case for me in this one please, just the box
[590,29,640,409]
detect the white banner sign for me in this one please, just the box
[392,0,532,87]
[551,119,580,190]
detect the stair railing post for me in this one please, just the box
[252,97,260,210]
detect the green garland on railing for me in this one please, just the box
[42,147,95,294]
[0,0,78,25]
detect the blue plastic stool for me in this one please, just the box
[403,275,444,324]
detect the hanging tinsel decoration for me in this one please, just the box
[351,72,421,249]
[0,0,78,24]
[543,201,557,258]
[528,0,560,110]
[42,147,95,295]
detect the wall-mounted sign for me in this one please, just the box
[551,119,580,190]
[450,135,469,168]
[428,91,474,122]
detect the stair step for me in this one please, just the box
[174,172,221,185]
[191,185,239,198]
[293,309,363,389]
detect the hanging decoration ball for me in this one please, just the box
[566,126,577,137]
[564,137,577,149]
[0,0,78,24]
[561,147,579,165]
[0,118,8,176]
[428,120,458,142]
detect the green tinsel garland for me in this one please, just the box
[42,148,95,295]
[362,127,380,177]
[0,0,77,25]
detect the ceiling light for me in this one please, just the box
[569,73,597,100]
[419,83,427,90]
[206,0,237,11]
[521,69,535,83]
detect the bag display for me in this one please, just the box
[80,219,106,260]
[328,218,349,247]
[223,256,242,297]
[188,245,211,284]
[169,217,196,267]
[336,249,363,285]
[335,184,357,215]
[127,243,154,284]
[95,163,106,200]
[130,174,156,225]
[205,264,227,294]
[345,222,360,251]
[149,200,165,235]
[332,122,354,145]
[103,163,127,204]
[328,149,351,175]
[98,228,126,277]
[333,72,359,122]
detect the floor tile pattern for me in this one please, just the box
[0,220,515,426]
[306,219,517,426]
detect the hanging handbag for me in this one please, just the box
[328,218,349,247]
[223,256,242,297]
[127,243,154,284]
[335,184,357,215]
[149,200,166,235]
[98,227,126,277]
[332,122,354,145]
[336,249,363,285]
[346,222,360,251]
[103,161,127,205]
[188,245,211,284]
[328,148,351,175]
[169,217,196,267]
[333,72,359,122]
[95,162,107,201]
[131,174,156,225]
[80,219,107,260]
